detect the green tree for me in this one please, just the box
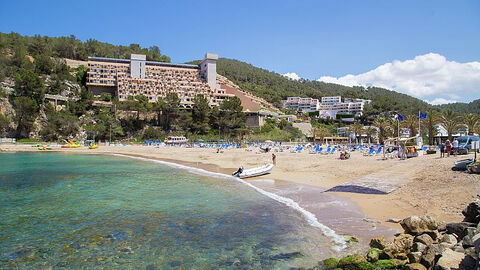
[158,93,180,131]
[440,110,461,141]
[373,117,391,145]
[13,97,38,138]
[402,115,418,137]
[34,54,54,75]
[423,110,440,145]
[349,123,363,144]
[0,113,10,137]
[463,113,479,135]
[190,94,210,134]
[14,68,45,104]
[218,97,244,136]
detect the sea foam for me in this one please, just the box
[111,153,347,250]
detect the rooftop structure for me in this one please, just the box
[86,53,233,109]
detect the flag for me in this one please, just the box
[419,112,427,120]
[397,114,404,121]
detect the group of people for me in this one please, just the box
[439,138,459,158]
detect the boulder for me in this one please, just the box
[407,252,422,264]
[425,230,442,242]
[461,227,477,247]
[366,248,381,262]
[420,248,435,269]
[382,234,414,260]
[462,201,480,223]
[401,216,438,235]
[437,221,447,232]
[452,243,465,253]
[464,247,477,259]
[374,259,397,269]
[440,234,457,248]
[446,222,476,239]
[322,257,338,269]
[338,254,371,270]
[404,263,427,270]
[415,234,434,246]
[434,249,465,270]
[473,233,480,253]
[369,237,386,250]
[413,242,427,253]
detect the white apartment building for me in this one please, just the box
[318,97,371,117]
[283,97,320,112]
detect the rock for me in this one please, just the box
[382,234,414,260]
[425,230,442,242]
[322,258,338,269]
[434,249,465,270]
[473,233,480,253]
[437,221,447,232]
[408,251,422,264]
[452,243,465,253]
[462,201,480,223]
[366,248,381,262]
[404,263,427,270]
[440,234,457,247]
[461,227,476,247]
[374,259,397,269]
[413,242,427,253]
[386,218,402,223]
[446,222,476,239]
[401,216,438,235]
[420,248,435,269]
[344,235,359,244]
[338,254,371,270]
[370,237,386,250]
[464,247,477,259]
[415,234,434,246]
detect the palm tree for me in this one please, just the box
[349,123,364,144]
[463,113,479,135]
[402,115,418,137]
[440,110,461,141]
[423,110,440,145]
[364,126,378,144]
[373,118,391,145]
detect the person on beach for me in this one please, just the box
[452,138,459,157]
[439,142,445,158]
[272,153,276,165]
[445,140,452,157]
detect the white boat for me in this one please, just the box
[232,164,274,179]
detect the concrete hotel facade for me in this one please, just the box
[282,97,320,112]
[86,53,233,109]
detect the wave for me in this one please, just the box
[111,153,347,250]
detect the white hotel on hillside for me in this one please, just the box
[283,96,371,117]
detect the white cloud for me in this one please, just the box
[283,72,301,80]
[425,98,458,105]
[317,53,480,103]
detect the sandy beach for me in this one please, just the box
[2,144,479,240]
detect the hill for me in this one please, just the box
[189,58,433,116]
[437,99,480,114]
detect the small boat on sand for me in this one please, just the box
[232,164,274,179]
[452,158,474,171]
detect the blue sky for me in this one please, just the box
[1,0,479,103]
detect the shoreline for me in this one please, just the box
[1,144,478,248]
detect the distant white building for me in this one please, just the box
[282,97,320,112]
[318,96,371,118]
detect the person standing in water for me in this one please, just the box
[272,153,276,165]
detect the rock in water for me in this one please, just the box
[366,248,381,262]
[405,263,427,270]
[434,249,465,270]
[462,201,480,223]
[401,216,438,235]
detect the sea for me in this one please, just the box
[0,152,346,269]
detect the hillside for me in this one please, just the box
[189,58,433,116]
[438,99,480,114]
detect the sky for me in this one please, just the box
[1,0,479,104]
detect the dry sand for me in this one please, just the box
[2,144,479,236]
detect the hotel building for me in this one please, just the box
[86,53,234,109]
[282,97,320,112]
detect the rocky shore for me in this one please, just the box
[318,201,480,270]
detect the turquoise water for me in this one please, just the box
[0,153,333,269]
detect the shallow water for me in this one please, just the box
[0,153,336,269]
